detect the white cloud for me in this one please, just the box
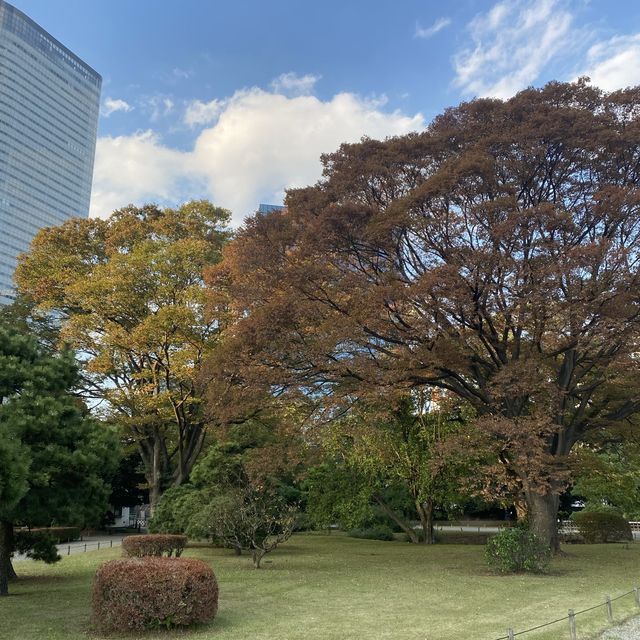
[415,17,451,39]
[579,34,640,91]
[172,67,193,80]
[270,72,321,96]
[90,89,424,224]
[102,98,133,117]
[184,98,224,127]
[454,0,573,98]
[90,130,204,218]
[192,89,423,221]
[139,94,175,121]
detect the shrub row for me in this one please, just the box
[92,557,218,631]
[122,534,187,557]
[16,526,81,543]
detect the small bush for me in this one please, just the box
[122,534,187,557]
[485,527,551,574]
[348,525,395,541]
[572,511,632,543]
[92,557,218,631]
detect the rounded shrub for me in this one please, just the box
[92,557,218,631]
[485,526,551,574]
[572,510,632,543]
[122,534,187,557]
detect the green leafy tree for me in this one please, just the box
[0,294,59,352]
[15,201,231,510]
[305,462,383,532]
[0,322,119,596]
[151,428,301,568]
[197,486,297,568]
[312,394,480,543]
[570,442,640,518]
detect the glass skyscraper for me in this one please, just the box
[0,0,101,303]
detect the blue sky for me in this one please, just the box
[11,0,640,224]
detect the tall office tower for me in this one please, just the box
[0,0,101,303]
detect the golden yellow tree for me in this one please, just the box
[16,201,230,509]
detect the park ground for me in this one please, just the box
[0,533,639,640]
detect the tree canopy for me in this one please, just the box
[0,321,118,596]
[307,394,479,543]
[150,417,303,568]
[15,201,231,509]
[208,80,640,550]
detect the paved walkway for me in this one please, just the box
[434,524,640,539]
[435,524,502,533]
[12,534,125,562]
[600,616,640,639]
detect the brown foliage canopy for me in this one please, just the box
[208,82,640,519]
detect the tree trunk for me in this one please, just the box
[525,490,560,553]
[514,497,528,522]
[416,499,435,544]
[0,520,13,596]
[252,548,266,568]
[146,434,163,515]
[374,495,419,543]
[6,523,16,581]
[7,559,17,581]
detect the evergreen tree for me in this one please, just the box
[0,322,118,596]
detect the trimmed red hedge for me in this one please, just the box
[121,534,187,557]
[92,557,218,631]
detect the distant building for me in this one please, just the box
[0,1,101,303]
[258,203,285,215]
[106,504,150,531]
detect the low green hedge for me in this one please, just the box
[572,511,632,543]
[16,527,81,543]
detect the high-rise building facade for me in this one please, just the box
[0,0,101,303]
[258,203,285,215]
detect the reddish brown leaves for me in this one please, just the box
[207,81,640,516]
[92,557,219,631]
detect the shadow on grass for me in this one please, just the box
[86,616,226,639]
[10,574,69,588]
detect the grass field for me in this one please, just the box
[1,533,639,640]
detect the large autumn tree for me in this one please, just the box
[16,201,231,509]
[209,81,640,551]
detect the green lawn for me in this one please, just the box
[1,533,639,640]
